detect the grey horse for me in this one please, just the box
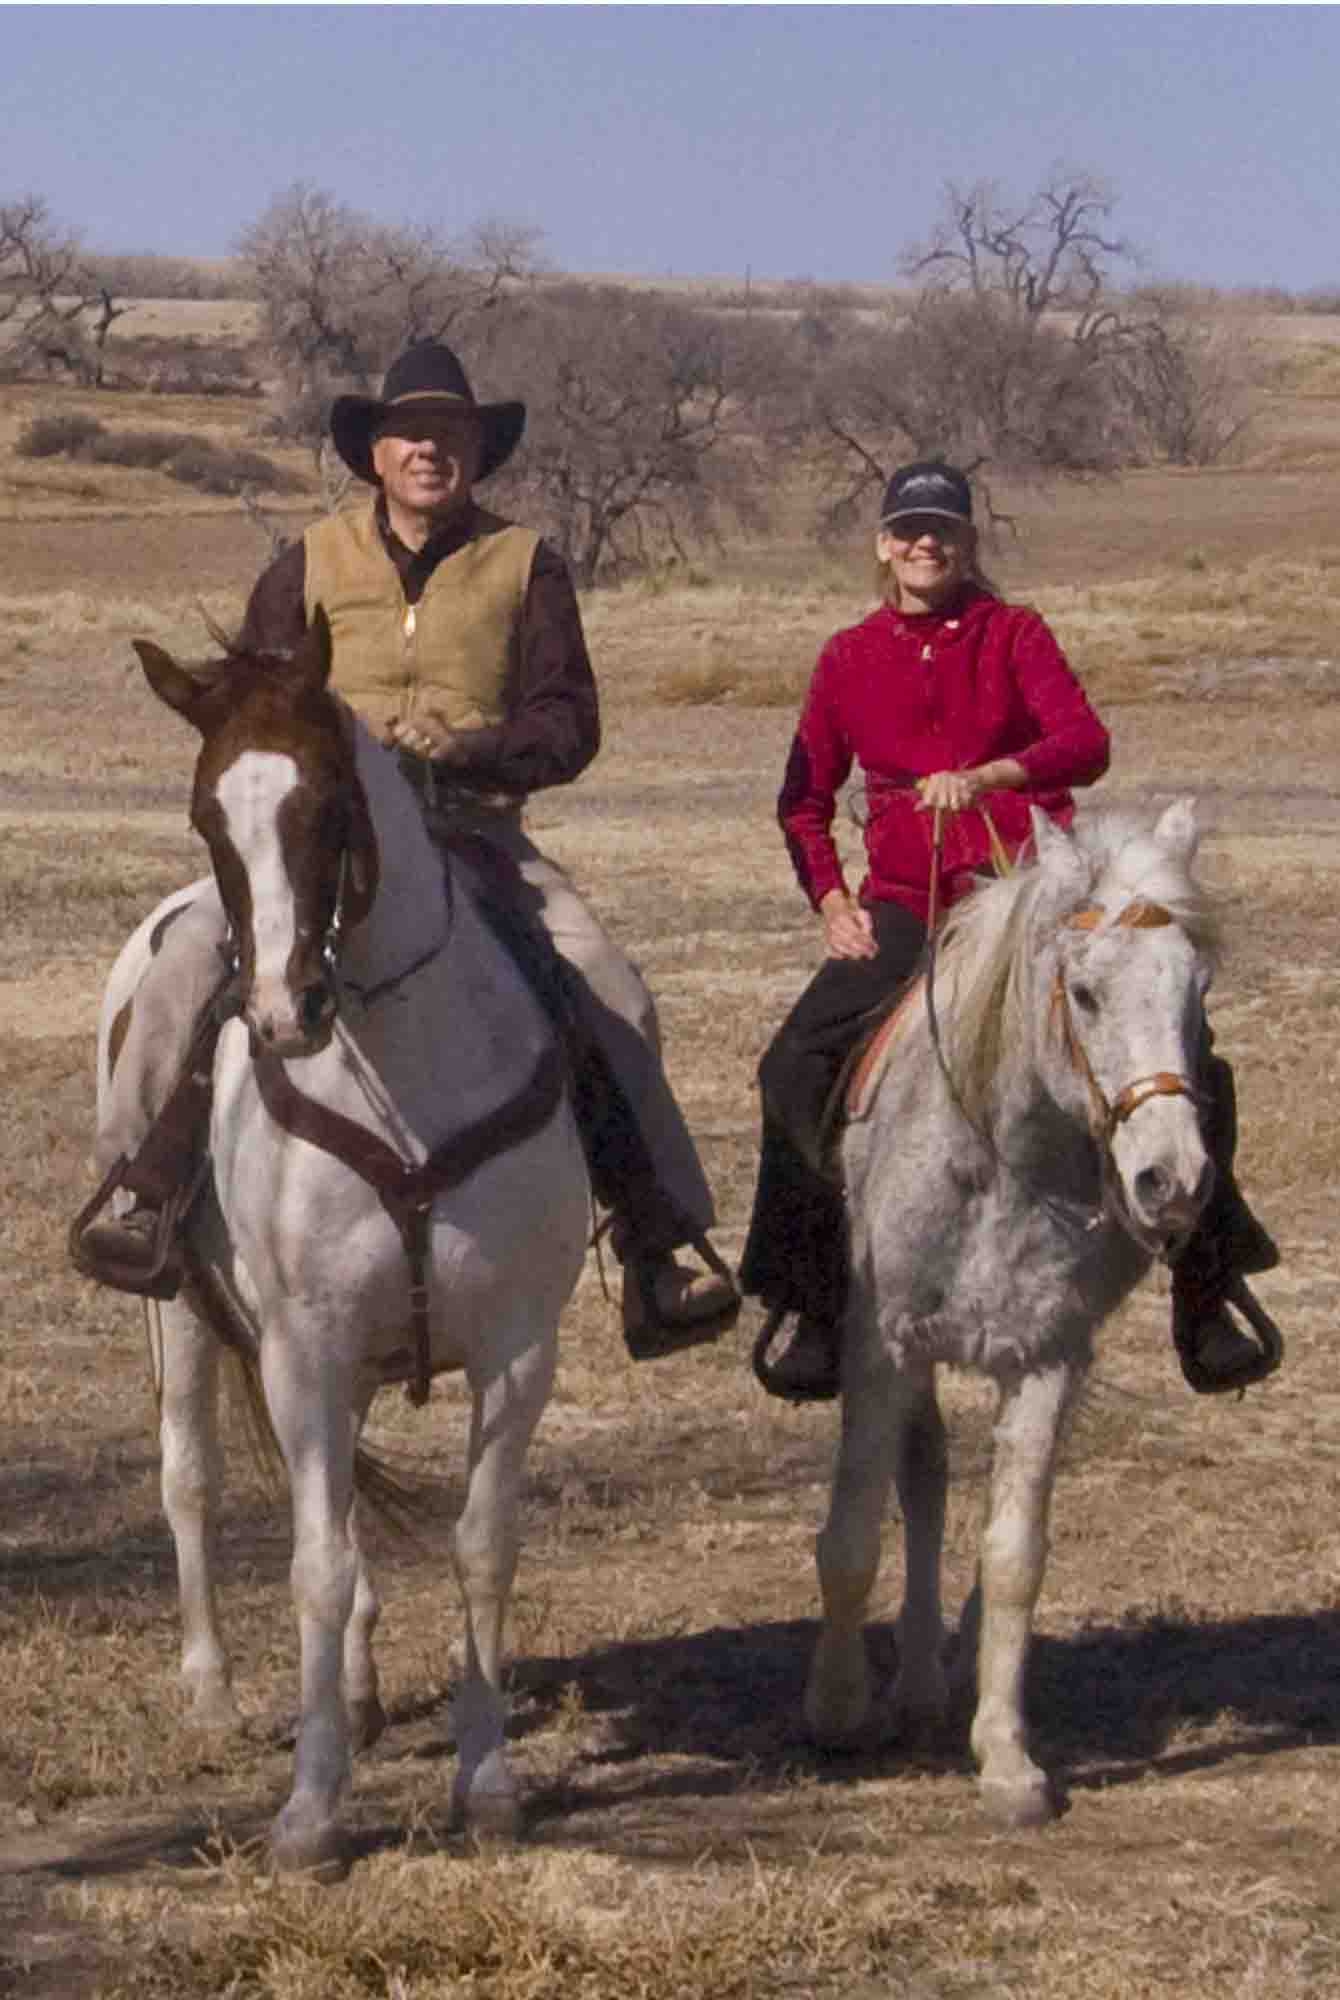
[807,800,1216,1826]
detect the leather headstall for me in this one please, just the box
[1052,897,1199,1146]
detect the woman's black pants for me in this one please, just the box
[739,900,927,1324]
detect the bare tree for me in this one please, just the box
[486,286,769,584]
[903,169,1133,336]
[797,167,1255,523]
[1109,289,1257,466]
[237,184,544,456]
[0,193,124,386]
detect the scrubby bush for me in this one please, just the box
[86,426,196,469]
[13,413,303,493]
[14,412,107,459]
[166,441,301,495]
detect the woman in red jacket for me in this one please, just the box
[742,461,1279,1403]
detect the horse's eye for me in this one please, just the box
[1071,981,1099,1016]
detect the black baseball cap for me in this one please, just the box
[879,461,973,526]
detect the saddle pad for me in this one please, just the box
[843,978,924,1123]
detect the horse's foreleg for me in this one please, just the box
[806,1365,897,1744]
[263,1334,358,1877]
[971,1360,1081,1827]
[157,1300,239,1730]
[343,1391,386,1755]
[451,1332,555,1837]
[890,1367,950,1740]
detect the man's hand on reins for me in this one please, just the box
[819,889,877,961]
[384,714,471,766]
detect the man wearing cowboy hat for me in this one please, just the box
[77,340,739,1356]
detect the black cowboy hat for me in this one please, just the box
[330,341,526,485]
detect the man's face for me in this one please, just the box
[371,406,483,525]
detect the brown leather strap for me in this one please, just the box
[1065,899,1174,931]
[119,976,237,1207]
[252,1040,568,1404]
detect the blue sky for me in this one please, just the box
[6,5,1337,290]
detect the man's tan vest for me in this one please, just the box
[303,501,539,738]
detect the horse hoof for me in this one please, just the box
[804,1651,871,1745]
[348,1694,387,1755]
[270,1808,350,1881]
[453,1753,523,1841]
[978,1776,1058,1829]
[185,1681,242,1733]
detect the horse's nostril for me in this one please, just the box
[1135,1164,1171,1211]
[300,983,334,1034]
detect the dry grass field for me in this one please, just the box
[4,314,1340,1998]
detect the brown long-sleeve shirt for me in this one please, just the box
[239,500,600,799]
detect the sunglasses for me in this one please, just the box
[882,514,970,542]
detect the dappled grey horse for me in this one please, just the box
[94,618,588,1873]
[807,801,1215,1825]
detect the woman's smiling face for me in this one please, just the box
[876,513,975,612]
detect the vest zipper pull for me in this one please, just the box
[403,604,417,639]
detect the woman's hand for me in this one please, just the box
[916,768,981,814]
[916,758,1028,814]
[819,890,877,961]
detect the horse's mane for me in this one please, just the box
[931,806,1218,1128]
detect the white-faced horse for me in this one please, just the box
[806,801,1216,1826]
[96,617,589,1872]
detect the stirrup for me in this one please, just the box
[1176,1277,1284,1397]
[68,1159,198,1300]
[752,1306,841,1404]
[622,1237,740,1362]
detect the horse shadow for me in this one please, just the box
[496,1604,1340,1823]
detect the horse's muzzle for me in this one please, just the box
[247,977,338,1058]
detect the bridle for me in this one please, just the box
[1049,899,1203,1149]
[923,813,1203,1247]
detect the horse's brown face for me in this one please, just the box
[134,615,377,1057]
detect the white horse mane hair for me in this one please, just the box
[931,804,1217,1128]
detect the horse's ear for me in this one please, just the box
[1030,806,1088,899]
[1030,805,1072,867]
[133,639,208,728]
[294,606,334,691]
[1154,796,1198,865]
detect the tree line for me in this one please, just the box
[3,173,1275,581]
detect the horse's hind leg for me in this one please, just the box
[157,1298,239,1730]
[971,1359,1081,1828]
[806,1366,897,1743]
[451,1331,555,1837]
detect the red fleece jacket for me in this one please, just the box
[779,588,1110,923]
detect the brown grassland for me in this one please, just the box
[4,308,1340,1997]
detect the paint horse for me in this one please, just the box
[96,616,589,1873]
[807,801,1216,1825]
